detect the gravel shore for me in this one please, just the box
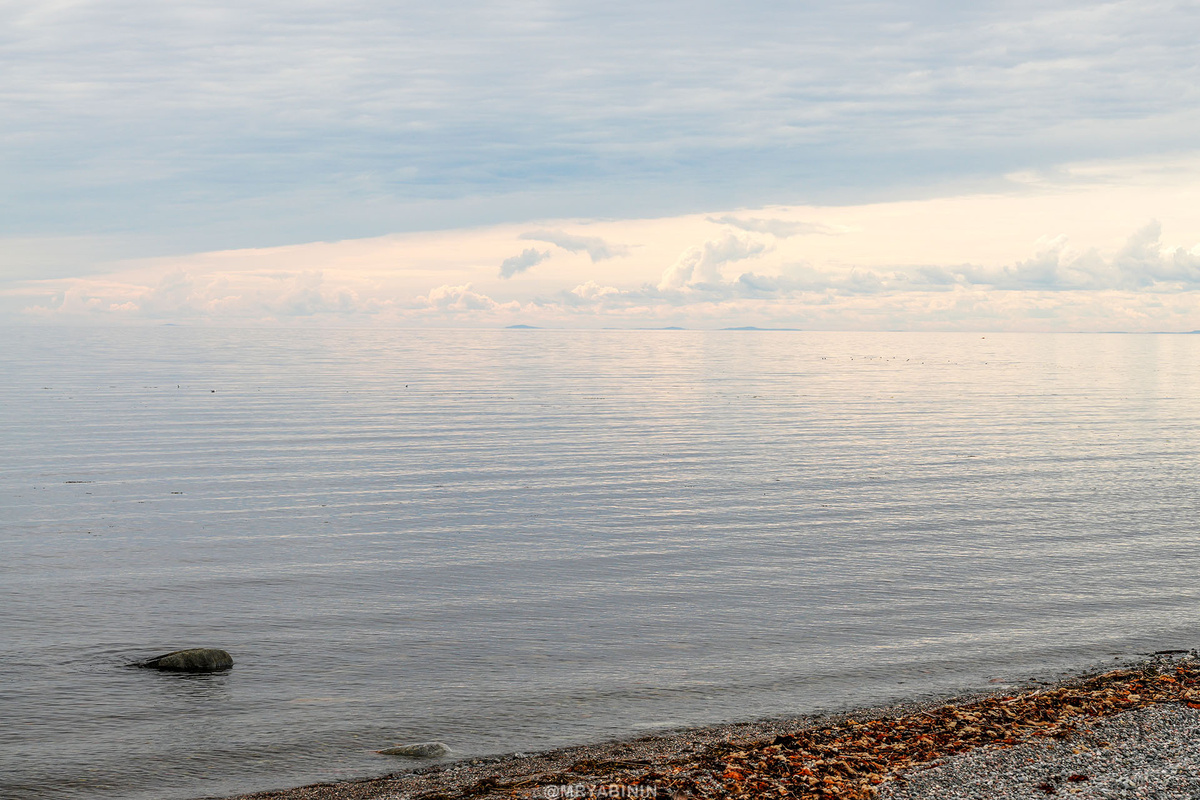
[878,703,1200,800]
[210,653,1200,800]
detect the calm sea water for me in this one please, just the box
[3,327,1200,799]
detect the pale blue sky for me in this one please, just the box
[5,0,1200,328]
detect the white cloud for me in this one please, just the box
[499,248,551,278]
[571,280,619,300]
[519,230,629,261]
[658,234,767,290]
[932,222,1200,291]
[418,283,517,314]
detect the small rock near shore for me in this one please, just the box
[137,648,233,672]
[377,741,451,758]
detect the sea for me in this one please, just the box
[3,327,1200,800]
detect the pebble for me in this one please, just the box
[877,704,1200,800]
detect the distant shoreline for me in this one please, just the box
[210,652,1200,800]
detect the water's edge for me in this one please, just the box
[209,650,1197,800]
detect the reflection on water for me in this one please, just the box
[3,328,1200,799]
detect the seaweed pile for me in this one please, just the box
[475,657,1200,799]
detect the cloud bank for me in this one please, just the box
[11,212,1200,332]
[7,154,1200,331]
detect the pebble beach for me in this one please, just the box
[209,652,1200,800]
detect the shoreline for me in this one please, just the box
[207,651,1200,800]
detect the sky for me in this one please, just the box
[4,0,1200,329]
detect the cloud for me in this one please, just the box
[658,222,1200,298]
[18,267,388,321]
[519,230,630,261]
[499,248,551,278]
[520,222,1200,323]
[419,283,500,311]
[658,234,767,290]
[8,200,1200,332]
[747,222,1200,295]
[941,222,1200,291]
[571,280,620,300]
[417,283,521,315]
[709,215,838,238]
[6,0,1200,261]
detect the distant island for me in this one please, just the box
[505,324,541,329]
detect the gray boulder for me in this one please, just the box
[137,648,233,672]
[377,741,451,758]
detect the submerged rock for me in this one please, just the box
[136,648,233,673]
[377,741,451,758]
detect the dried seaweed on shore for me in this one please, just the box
[219,658,1200,800]
[487,659,1200,800]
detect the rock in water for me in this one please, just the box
[138,648,233,672]
[377,741,451,758]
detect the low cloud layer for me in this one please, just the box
[21,269,389,322]
[608,223,1200,307]
[8,174,1200,332]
